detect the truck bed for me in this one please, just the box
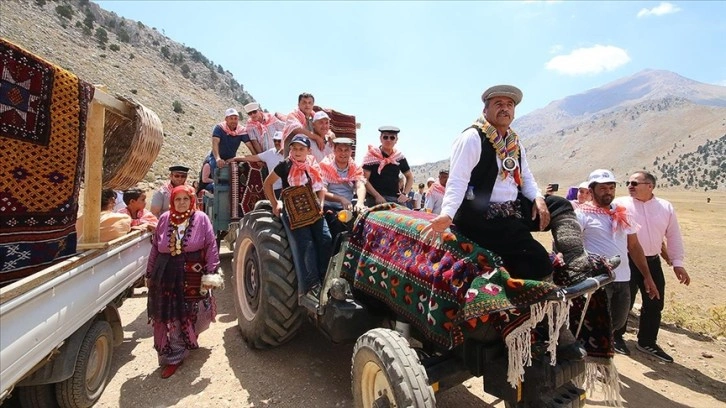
[0,230,152,399]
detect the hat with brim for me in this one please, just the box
[578,181,590,189]
[588,169,617,186]
[272,131,283,141]
[313,111,330,122]
[332,137,354,145]
[378,126,400,133]
[439,169,449,175]
[169,165,190,173]
[426,177,436,183]
[224,108,239,117]
[290,135,311,148]
[481,85,523,106]
[244,102,260,113]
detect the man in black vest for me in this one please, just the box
[426,85,599,359]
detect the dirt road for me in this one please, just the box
[4,250,688,407]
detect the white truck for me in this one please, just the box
[0,82,162,407]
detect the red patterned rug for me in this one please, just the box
[0,39,94,285]
[233,161,265,218]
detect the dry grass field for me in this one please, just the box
[536,189,726,338]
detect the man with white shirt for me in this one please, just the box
[427,85,596,360]
[310,111,335,162]
[424,170,448,214]
[428,85,590,282]
[244,102,285,153]
[612,171,689,362]
[576,169,661,357]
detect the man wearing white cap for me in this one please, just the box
[576,169,660,355]
[229,131,285,198]
[212,108,257,169]
[244,102,284,153]
[310,111,335,162]
[319,137,367,237]
[575,181,591,205]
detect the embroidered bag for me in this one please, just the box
[282,175,322,230]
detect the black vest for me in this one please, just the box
[453,126,521,223]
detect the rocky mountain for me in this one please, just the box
[0,0,255,186]
[412,70,726,190]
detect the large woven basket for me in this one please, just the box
[102,98,163,190]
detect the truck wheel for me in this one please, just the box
[232,209,303,349]
[16,383,59,407]
[55,320,113,408]
[352,328,435,408]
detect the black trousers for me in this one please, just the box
[454,195,572,281]
[614,255,666,346]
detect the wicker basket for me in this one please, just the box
[102,98,163,190]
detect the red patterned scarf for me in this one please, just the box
[362,145,405,174]
[218,121,247,137]
[428,182,445,197]
[245,112,279,136]
[474,116,522,186]
[288,155,324,190]
[282,108,311,141]
[578,202,634,232]
[319,154,365,185]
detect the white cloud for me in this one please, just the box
[637,2,682,18]
[545,45,630,75]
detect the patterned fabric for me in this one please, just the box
[0,39,94,284]
[319,154,365,186]
[245,112,284,152]
[217,121,246,136]
[237,161,266,216]
[341,204,559,349]
[281,108,310,141]
[484,199,522,220]
[288,155,324,190]
[578,202,634,232]
[473,116,522,186]
[361,145,404,175]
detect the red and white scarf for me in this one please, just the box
[578,202,635,232]
[428,182,445,198]
[474,116,522,186]
[288,155,324,191]
[245,112,279,137]
[362,145,405,175]
[218,121,247,137]
[319,154,365,186]
[282,108,311,141]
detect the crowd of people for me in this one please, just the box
[122,85,689,379]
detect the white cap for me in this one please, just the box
[225,108,239,117]
[578,181,590,189]
[588,169,617,185]
[312,111,330,122]
[427,177,436,184]
[244,102,260,113]
[272,131,283,141]
[332,137,354,145]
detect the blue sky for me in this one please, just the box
[97,1,725,165]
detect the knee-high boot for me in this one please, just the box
[549,212,591,284]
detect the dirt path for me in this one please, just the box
[88,253,725,408]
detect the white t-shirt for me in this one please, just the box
[576,206,638,282]
[258,148,283,190]
[413,191,422,209]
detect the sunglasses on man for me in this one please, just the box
[247,110,259,115]
[625,181,650,187]
[382,135,397,141]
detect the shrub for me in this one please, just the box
[129,53,134,59]
[217,65,224,74]
[172,100,183,114]
[109,43,120,52]
[55,4,73,19]
[180,64,190,78]
[130,89,138,94]
[75,21,82,28]
[95,27,108,45]
[137,21,144,28]
[117,28,130,43]
[160,46,169,59]
[35,0,46,6]
[99,54,107,58]
[82,26,92,36]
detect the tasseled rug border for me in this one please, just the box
[576,358,623,407]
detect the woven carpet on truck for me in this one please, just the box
[341,204,559,349]
[0,39,94,285]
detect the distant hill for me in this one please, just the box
[0,0,256,186]
[412,70,726,190]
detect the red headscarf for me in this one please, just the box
[169,185,197,225]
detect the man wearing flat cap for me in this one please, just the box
[362,126,414,206]
[427,84,599,359]
[151,165,191,216]
[244,102,285,153]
